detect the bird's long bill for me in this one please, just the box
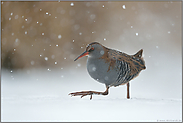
[74,51,89,61]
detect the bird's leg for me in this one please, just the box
[127,82,130,99]
[69,86,109,100]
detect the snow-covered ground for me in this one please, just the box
[1,66,182,122]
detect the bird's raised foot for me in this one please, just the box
[69,91,104,100]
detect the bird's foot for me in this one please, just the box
[69,91,104,100]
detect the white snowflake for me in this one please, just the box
[44,57,48,61]
[70,3,74,6]
[122,5,126,9]
[58,35,62,39]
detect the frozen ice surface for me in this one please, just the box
[1,65,181,121]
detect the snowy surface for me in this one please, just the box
[1,66,182,122]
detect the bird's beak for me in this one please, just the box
[74,51,89,61]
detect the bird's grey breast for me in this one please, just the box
[86,57,118,86]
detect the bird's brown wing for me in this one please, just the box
[109,50,145,86]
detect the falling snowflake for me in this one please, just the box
[58,35,62,39]
[30,61,35,65]
[45,57,48,61]
[77,63,81,67]
[15,15,18,19]
[122,5,126,9]
[70,3,74,6]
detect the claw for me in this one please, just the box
[68,91,93,99]
[68,88,109,100]
[90,95,92,100]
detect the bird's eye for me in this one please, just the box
[91,47,94,51]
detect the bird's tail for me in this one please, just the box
[133,49,146,70]
[134,49,143,58]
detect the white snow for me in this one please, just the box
[15,15,18,19]
[58,35,62,39]
[44,57,48,61]
[1,67,182,122]
[30,61,35,65]
[70,3,74,6]
[122,5,126,9]
[90,14,96,20]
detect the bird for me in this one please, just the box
[69,42,146,100]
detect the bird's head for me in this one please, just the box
[74,42,105,61]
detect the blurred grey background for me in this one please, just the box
[1,1,181,70]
